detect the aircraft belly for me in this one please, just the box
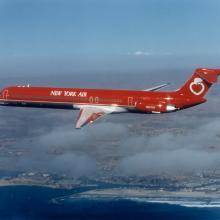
[0,100,74,110]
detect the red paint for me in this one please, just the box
[0,68,220,128]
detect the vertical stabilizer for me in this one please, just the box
[177,68,220,97]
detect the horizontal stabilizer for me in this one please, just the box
[196,68,220,84]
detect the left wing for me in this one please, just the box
[143,83,170,91]
[75,105,126,129]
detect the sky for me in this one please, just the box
[0,0,220,75]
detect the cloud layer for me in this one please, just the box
[118,119,220,176]
[1,70,220,179]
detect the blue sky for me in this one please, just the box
[0,0,220,73]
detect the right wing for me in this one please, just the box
[75,105,126,129]
[75,106,108,129]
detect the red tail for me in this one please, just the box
[177,68,220,97]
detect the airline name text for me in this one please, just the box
[50,90,87,97]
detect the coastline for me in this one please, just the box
[0,178,79,189]
[78,188,220,199]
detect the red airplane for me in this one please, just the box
[0,68,220,128]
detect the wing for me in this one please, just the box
[75,105,115,129]
[143,83,170,91]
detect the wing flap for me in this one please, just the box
[74,105,127,129]
[75,106,107,129]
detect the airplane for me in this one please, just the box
[0,68,220,128]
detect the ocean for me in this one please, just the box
[1,186,220,220]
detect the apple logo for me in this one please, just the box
[189,78,205,95]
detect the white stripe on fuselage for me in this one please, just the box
[0,98,133,111]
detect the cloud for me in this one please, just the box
[0,123,98,177]
[2,100,220,179]
[0,104,129,178]
[134,51,151,56]
[126,50,173,57]
[127,50,151,56]
[0,70,220,180]
[117,118,220,176]
[119,149,220,176]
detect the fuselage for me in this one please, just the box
[0,85,205,113]
[0,68,219,128]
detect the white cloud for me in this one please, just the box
[133,50,151,56]
[117,118,220,176]
[127,50,173,56]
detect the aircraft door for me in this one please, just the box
[3,90,8,100]
[128,97,133,106]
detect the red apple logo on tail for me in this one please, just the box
[189,78,205,95]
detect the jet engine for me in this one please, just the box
[136,101,177,113]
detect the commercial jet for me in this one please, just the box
[0,68,220,128]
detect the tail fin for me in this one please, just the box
[177,68,220,97]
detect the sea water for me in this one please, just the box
[1,186,220,220]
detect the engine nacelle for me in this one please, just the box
[136,101,176,113]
